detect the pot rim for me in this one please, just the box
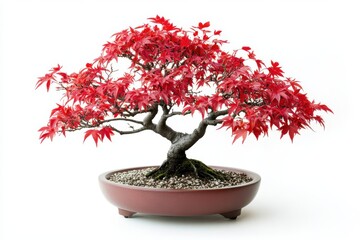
[99,165,261,192]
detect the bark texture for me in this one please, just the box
[147,129,227,180]
[110,104,229,180]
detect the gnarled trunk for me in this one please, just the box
[145,109,230,180]
[147,133,226,180]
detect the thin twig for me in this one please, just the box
[99,118,144,125]
[111,126,148,135]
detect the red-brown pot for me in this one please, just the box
[99,166,261,219]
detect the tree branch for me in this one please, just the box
[122,109,146,117]
[111,126,148,135]
[208,109,229,119]
[99,118,144,125]
[147,103,178,142]
[171,109,229,152]
[204,119,223,126]
[121,53,152,71]
[143,104,159,127]
[196,109,229,133]
[164,110,191,118]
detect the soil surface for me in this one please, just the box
[109,167,253,189]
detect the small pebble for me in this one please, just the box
[108,167,253,189]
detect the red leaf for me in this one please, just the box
[38,126,56,143]
[255,59,265,69]
[198,21,210,29]
[232,128,248,144]
[180,36,191,47]
[36,64,62,91]
[84,129,101,146]
[317,103,334,113]
[99,127,114,141]
[268,61,284,76]
[279,124,299,142]
[36,17,332,147]
[50,104,63,117]
[182,105,196,116]
[148,15,168,25]
[248,51,256,59]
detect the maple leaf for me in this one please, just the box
[99,127,114,141]
[198,21,210,29]
[36,64,62,91]
[232,128,248,144]
[50,104,64,117]
[36,16,332,147]
[248,51,256,60]
[38,126,56,143]
[268,87,289,104]
[317,103,334,113]
[279,124,299,142]
[83,129,101,146]
[56,72,70,83]
[255,59,265,69]
[268,61,284,77]
[180,36,191,47]
[148,15,168,25]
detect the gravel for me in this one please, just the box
[108,167,253,189]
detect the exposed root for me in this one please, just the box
[146,159,227,181]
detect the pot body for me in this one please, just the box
[99,166,261,219]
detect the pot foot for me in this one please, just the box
[118,208,136,218]
[220,209,241,220]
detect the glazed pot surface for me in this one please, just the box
[99,166,261,219]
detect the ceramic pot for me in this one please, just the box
[99,166,261,219]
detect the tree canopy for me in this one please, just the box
[37,16,332,146]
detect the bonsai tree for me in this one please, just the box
[36,16,332,180]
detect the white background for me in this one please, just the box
[1,0,359,239]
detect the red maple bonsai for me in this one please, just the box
[37,16,332,179]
